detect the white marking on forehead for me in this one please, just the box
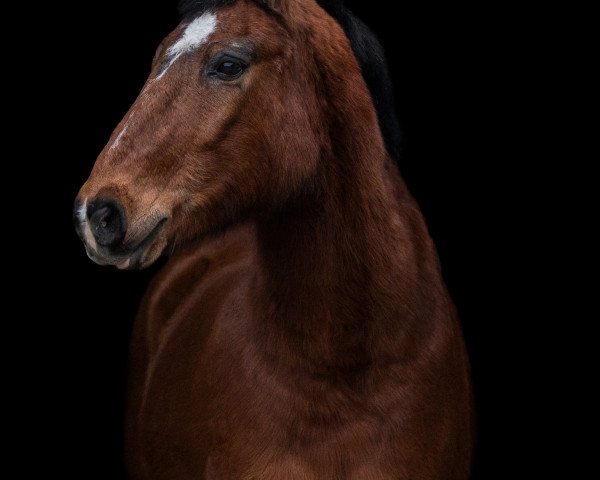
[170,12,218,57]
[157,12,218,79]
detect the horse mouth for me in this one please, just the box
[85,218,168,270]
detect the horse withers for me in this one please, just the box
[74,0,473,478]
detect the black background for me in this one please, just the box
[18,1,542,478]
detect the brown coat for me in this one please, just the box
[76,1,473,478]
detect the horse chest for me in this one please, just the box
[124,228,467,479]
[130,322,404,479]
[126,256,396,478]
[128,276,310,477]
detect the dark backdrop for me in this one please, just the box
[20,1,536,478]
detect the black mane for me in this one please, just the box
[178,0,401,161]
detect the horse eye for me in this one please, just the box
[215,59,245,80]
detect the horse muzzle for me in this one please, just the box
[73,196,168,270]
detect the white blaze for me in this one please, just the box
[107,13,217,152]
[157,12,218,79]
[109,125,128,151]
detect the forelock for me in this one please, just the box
[178,0,238,19]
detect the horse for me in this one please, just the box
[74,0,473,478]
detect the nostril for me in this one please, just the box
[87,199,127,248]
[91,206,111,229]
[90,207,113,229]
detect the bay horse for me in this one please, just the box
[74,0,473,478]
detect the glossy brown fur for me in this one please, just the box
[77,0,472,478]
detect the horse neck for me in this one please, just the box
[255,95,447,371]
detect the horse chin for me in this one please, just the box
[85,218,169,271]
